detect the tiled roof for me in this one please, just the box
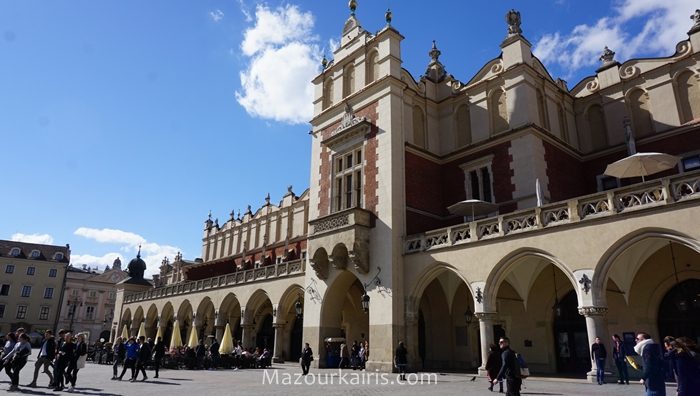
[0,239,70,263]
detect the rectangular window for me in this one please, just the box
[332,147,363,212]
[39,306,49,320]
[681,154,700,172]
[5,264,14,274]
[462,158,495,203]
[89,290,97,298]
[86,305,95,320]
[597,175,620,192]
[108,291,115,300]
[16,305,27,319]
[48,268,57,277]
[44,287,54,299]
[26,266,35,276]
[0,304,4,318]
[71,289,79,297]
[0,284,9,296]
[21,285,32,297]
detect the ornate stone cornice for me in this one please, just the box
[577,306,608,317]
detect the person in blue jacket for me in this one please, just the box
[117,337,139,381]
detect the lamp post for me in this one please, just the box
[67,296,83,333]
[360,267,382,314]
[295,294,303,318]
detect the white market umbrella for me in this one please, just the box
[155,326,163,343]
[136,322,146,339]
[121,325,129,340]
[219,323,234,355]
[604,152,679,182]
[170,320,183,348]
[187,326,199,348]
[447,199,498,220]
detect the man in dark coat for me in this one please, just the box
[591,337,608,385]
[494,337,521,396]
[135,336,150,381]
[152,337,165,378]
[612,334,629,385]
[300,343,313,375]
[635,332,666,396]
[27,330,55,387]
[395,341,408,381]
[195,339,206,369]
[209,338,220,369]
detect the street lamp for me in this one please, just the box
[360,267,382,314]
[464,307,474,324]
[361,293,370,313]
[295,294,303,317]
[67,296,83,333]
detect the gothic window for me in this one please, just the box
[628,89,653,137]
[676,71,700,123]
[413,106,426,148]
[456,104,472,148]
[343,63,355,97]
[323,77,334,110]
[332,147,363,212]
[490,89,508,134]
[587,104,608,151]
[461,157,495,203]
[537,89,550,130]
[366,51,379,83]
[557,103,569,143]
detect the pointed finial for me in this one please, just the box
[321,54,328,68]
[230,210,235,220]
[385,8,392,26]
[429,40,441,61]
[287,185,293,193]
[208,210,212,220]
[237,210,241,220]
[349,0,357,16]
[265,193,271,205]
[137,244,142,259]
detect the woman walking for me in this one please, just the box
[111,337,125,380]
[2,333,32,392]
[54,333,75,392]
[671,337,700,396]
[0,332,17,380]
[66,333,87,392]
[486,344,503,392]
[300,343,313,375]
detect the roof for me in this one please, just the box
[0,239,70,263]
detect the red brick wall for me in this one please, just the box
[543,141,587,201]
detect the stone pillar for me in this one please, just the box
[476,312,497,376]
[214,312,225,342]
[241,324,255,349]
[404,311,420,370]
[578,306,612,383]
[272,323,286,363]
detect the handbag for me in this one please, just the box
[77,354,87,369]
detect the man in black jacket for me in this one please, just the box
[152,337,165,378]
[135,336,150,381]
[494,337,521,396]
[591,336,607,385]
[27,330,55,388]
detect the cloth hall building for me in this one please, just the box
[114,6,700,379]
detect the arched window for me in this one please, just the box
[366,51,379,84]
[537,89,550,130]
[455,104,472,147]
[628,89,653,137]
[587,104,608,151]
[676,71,700,123]
[557,103,569,143]
[490,89,508,134]
[323,77,334,110]
[343,63,355,97]
[413,106,426,148]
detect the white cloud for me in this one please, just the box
[533,1,697,77]
[237,0,253,22]
[72,227,181,278]
[235,4,321,124]
[209,9,224,23]
[329,38,339,53]
[11,232,54,245]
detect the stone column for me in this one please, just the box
[578,306,612,383]
[476,312,497,376]
[214,312,225,342]
[272,323,286,363]
[241,324,255,349]
[404,311,419,370]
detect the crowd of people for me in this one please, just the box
[0,328,88,392]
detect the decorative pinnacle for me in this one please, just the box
[137,244,142,259]
[321,55,328,68]
[429,40,441,62]
[385,8,392,26]
[349,0,357,16]
[207,210,212,220]
[599,46,616,65]
[265,193,271,205]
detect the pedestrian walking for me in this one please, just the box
[53,333,75,391]
[669,337,700,396]
[135,336,150,381]
[394,341,408,381]
[300,343,313,375]
[117,337,139,381]
[486,343,503,392]
[339,342,349,369]
[634,332,666,396]
[612,334,630,385]
[152,337,165,378]
[209,338,220,369]
[66,333,87,392]
[591,336,607,385]
[27,330,55,388]
[195,339,206,369]
[2,333,32,392]
[0,332,18,380]
[111,336,125,380]
[494,337,521,396]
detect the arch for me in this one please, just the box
[586,103,608,151]
[133,306,145,324]
[366,50,379,84]
[343,63,355,97]
[407,262,473,315]
[455,103,472,148]
[412,105,426,148]
[489,88,508,134]
[245,289,272,323]
[484,248,579,312]
[277,283,305,361]
[536,89,550,130]
[626,88,654,137]
[675,70,700,123]
[195,297,216,338]
[592,228,700,306]
[323,76,334,110]
[330,243,349,270]
[145,304,159,338]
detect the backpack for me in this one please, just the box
[513,352,529,379]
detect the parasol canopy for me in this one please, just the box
[447,199,498,220]
[604,152,680,182]
[170,320,183,348]
[219,323,234,355]
[187,326,199,348]
[121,325,129,340]
[155,326,163,343]
[136,321,145,339]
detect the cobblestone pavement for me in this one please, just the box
[1,357,678,395]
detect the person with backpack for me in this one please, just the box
[494,337,521,396]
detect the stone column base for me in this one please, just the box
[365,360,395,373]
[273,357,285,363]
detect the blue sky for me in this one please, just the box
[1,0,696,275]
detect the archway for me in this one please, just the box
[278,285,305,361]
[658,279,700,340]
[145,304,158,339]
[195,298,216,340]
[176,300,194,346]
[219,293,241,344]
[552,290,588,374]
[245,290,273,350]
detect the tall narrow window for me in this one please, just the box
[16,305,27,320]
[343,63,355,97]
[21,285,31,297]
[49,268,57,277]
[587,104,608,151]
[456,104,472,147]
[537,89,550,130]
[628,89,653,137]
[677,71,700,123]
[39,306,50,320]
[44,287,54,299]
[557,103,569,143]
[462,158,495,203]
[413,106,426,148]
[333,147,363,212]
[323,77,334,110]
[366,51,379,83]
[490,89,508,134]
[86,305,95,320]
